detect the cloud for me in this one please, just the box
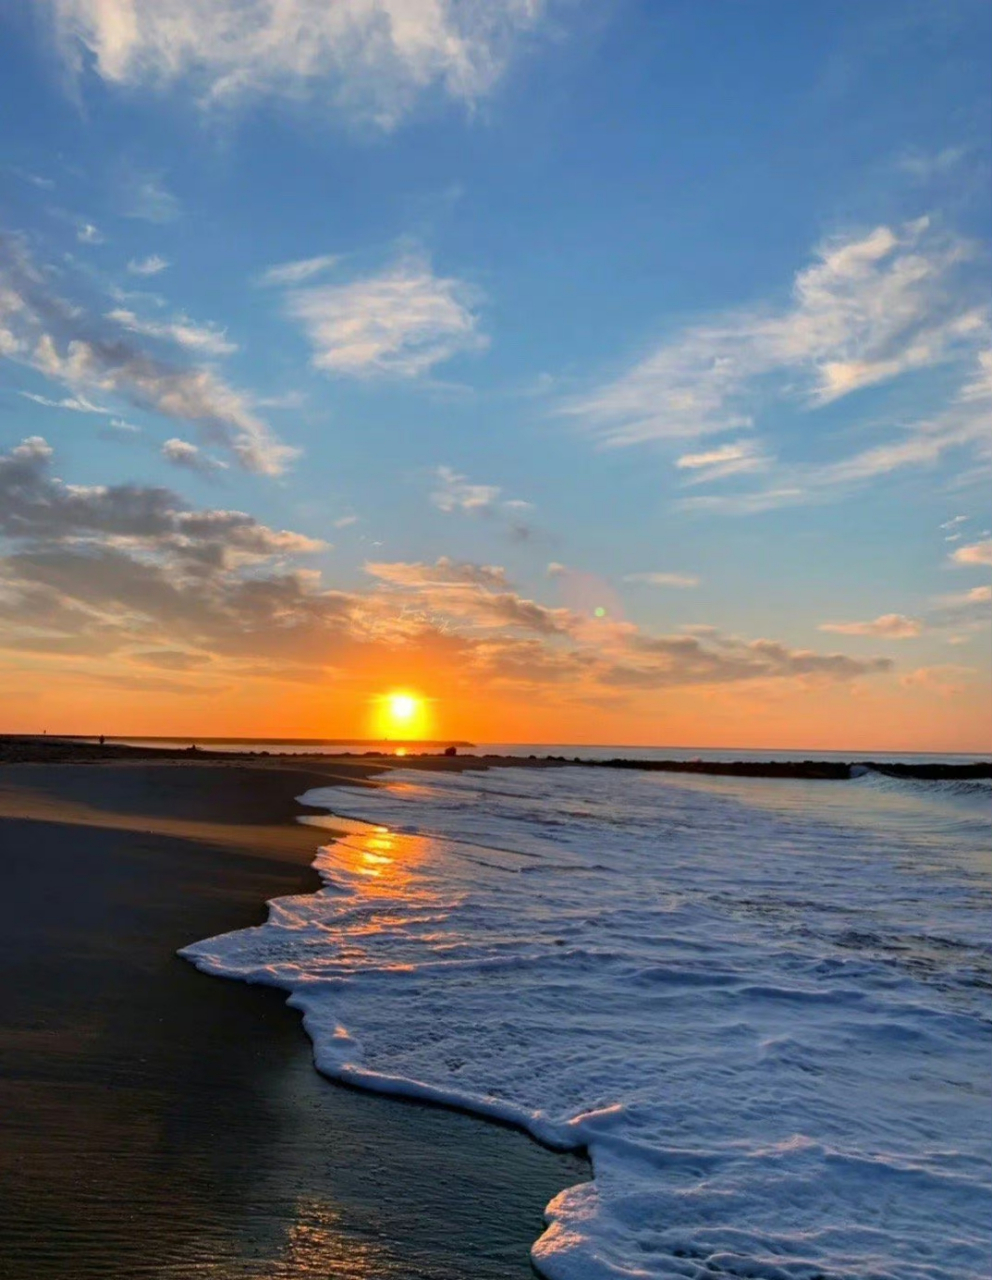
[0,436,314,552]
[100,417,142,437]
[430,465,525,515]
[284,253,486,378]
[366,557,510,590]
[567,219,985,447]
[131,649,212,670]
[77,222,104,245]
[127,254,169,276]
[121,174,181,223]
[623,572,699,588]
[431,466,499,513]
[926,585,992,631]
[430,465,534,538]
[952,539,992,567]
[1,232,293,474]
[258,254,339,286]
[820,589,991,640]
[19,390,107,413]
[599,632,892,689]
[48,0,548,128]
[0,442,899,701]
[107,307,238,356]
[820,613,923,638]
[679,347,992,515]
[675,439,769,483]
[898,147,967,182]
[333,514,359,528]
[161,437,227,475]
[901,665,975,696]
[365,560,592,637]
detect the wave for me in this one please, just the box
[851,763,992,802]
[181,765,992,1280]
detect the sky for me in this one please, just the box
[0,0,990,749]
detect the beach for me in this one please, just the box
[0,750,588,1280]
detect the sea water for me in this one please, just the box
[182,766,992,1279]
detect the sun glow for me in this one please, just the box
[373,690,429,740]
[389,694,417,722]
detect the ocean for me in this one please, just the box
[182,763,992,1280]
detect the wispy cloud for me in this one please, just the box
[48,0,548,129]
[623,571,699,588]
[927,585,992,631]
[679,346,992,515]
[1,232,293,474]
[820,613,923,638]
[430,465,533,538]
[567,219,984,447]
[127,254,169,277]
[820,587,991,641]
[19,390,107,413]
[432,467,501,514]
[107,307,238,356]
[675,439,769,483]
[901,664,976,696]
[121,173,181,223]
[77,221,105,245]
[99,417,142,438]
[898,146,967,182]
[284,254,486,378]
[161,437,228,475]
[258,254,339,287]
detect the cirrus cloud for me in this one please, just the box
[284,253,486,378]
[568,218,984,447]
[623,571,699,589]
[47,0,549,129]
[820,613,923,639]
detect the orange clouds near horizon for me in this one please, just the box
[1,437,989,756]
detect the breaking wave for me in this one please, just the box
[182,765,992,1279]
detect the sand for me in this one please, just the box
[0,756,588,1280]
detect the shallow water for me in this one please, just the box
[185,766,992,1280]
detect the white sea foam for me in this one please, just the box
[182,766,992,1279]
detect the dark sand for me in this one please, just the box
[0,758,588,1280]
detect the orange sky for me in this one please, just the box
[4,653,990,752]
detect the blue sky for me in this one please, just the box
[0,0,989,746]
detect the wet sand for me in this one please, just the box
[0,759,588,1280]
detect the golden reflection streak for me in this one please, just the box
[264,1196,398,1278]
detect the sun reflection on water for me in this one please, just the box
[264,1197,397,1278]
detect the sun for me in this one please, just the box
[373,690,429,740]
[388,694,417,723]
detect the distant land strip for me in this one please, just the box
[0,736,988,779]
[47,735,477,747]
[589,758,991,781]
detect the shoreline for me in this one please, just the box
[0,756,588,1279]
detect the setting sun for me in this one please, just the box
[373,691,429,740]
[389,695,417,723]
